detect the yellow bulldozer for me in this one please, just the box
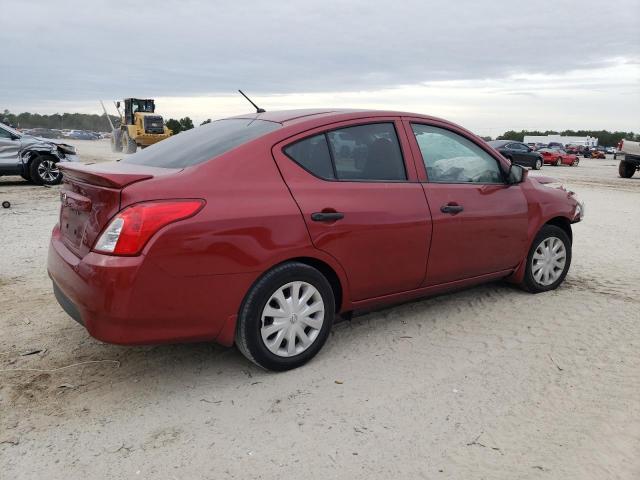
[102,98,172,154]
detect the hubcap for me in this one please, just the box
[531,236,566,286]
[37,159,60,182]
[260,281,325,357]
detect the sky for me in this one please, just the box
[1,0,639,137]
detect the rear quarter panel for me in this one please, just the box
[119,139,352,334]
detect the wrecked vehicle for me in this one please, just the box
[0,121,79,185]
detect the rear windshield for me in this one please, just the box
[122,118,281,168]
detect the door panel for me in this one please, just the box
[272,118,431,301]
[421,183,528,285]
[403,119,529,285]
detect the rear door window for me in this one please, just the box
[327,123,406,181]
[122,118,281,168]
[284,122,407,182]
[284,134,335,179]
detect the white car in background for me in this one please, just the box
[0,122,79,185]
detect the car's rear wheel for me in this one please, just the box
[522,225,571,293]
[571,158,579,167]
[619,161,635,178]
[29,154,62,185]
[236,262,335,371]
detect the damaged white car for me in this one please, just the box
[0,122,79,185]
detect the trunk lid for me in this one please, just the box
[57,162,180,257]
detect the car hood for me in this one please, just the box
[20,134,73,150]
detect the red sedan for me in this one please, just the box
[48,110,584,371]
[539,148,580,166]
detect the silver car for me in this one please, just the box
[0,122,79,185]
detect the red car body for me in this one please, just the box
[539,148,579,166]
[48,110,583,349]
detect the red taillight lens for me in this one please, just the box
[93,200,205,255]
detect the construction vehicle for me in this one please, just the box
[101,99,172,154]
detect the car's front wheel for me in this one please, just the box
[522,225,572,293]
[534,158,542,170]
[555,157,562,166]
[29,154,62,185]
[236,262,335,371]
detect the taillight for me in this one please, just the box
[93,199,205,255]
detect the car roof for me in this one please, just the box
[228,108,451,126]
[489,140,511,146]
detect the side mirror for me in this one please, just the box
[116,101,121,108]
[507,163,527,184]
[10,134,20,141]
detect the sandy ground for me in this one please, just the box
[1,140,639,479]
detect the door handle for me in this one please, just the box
[440,203,464,214]
[311,212,344,222]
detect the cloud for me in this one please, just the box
[1,0,638,132]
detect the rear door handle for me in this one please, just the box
[311,212,344,222]
[440,203,464,214]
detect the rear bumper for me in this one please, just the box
[47,225,252,346]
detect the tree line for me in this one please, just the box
[1,109,206,135]
[497,130,639,147]
[2,109,118,132]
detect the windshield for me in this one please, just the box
[122,118,281,168]
[0,122,22,137]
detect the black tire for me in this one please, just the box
[20,167,32,182]
[236,262,335,371]
[572,158,579,167]
[618,161,635,178]
[29,154,62,185]
[555,157,562,166]
[533,158,542,170]
[521,225,572,293]
[111,129,123,152]
[123,131,137,154]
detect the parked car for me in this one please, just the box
[547,142,564,149]
[538,148,579,166]
[64,130,99,140]
[27,128,63,139]
[487,140,543,169]
[0,121,79,185]
[616,139,640,178]
[564,145,580,154]
[583,147,605,159]
[48,109,584,371]
[605,146,616,155]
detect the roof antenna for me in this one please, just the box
[238,90,266,113]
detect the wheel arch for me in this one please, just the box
[545,216,572,243]
[22,149,58,172]
[286,256,344,313]
[505,215,573,285]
